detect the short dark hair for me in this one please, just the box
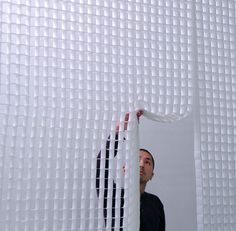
[139,148,155,169]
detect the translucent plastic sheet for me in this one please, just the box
[0,1,193,230]
[195,1,236,230]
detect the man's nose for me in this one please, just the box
[139,159,144,167]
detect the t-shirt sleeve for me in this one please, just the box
[159,203,165,231]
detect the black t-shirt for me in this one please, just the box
[140,192,165,231]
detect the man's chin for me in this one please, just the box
[139,177,146,183]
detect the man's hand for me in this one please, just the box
[116,110,143,132]
[136,110,143,123]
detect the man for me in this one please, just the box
[139,148,165,231]
[96,112,142,230]
[96,111,165,230]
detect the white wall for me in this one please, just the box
[139,113,197,231]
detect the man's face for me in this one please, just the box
[139,150,154,184]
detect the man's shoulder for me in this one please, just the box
[143,192,164,207]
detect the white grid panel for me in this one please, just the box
[0,0,193,230]
[195,0,236,230]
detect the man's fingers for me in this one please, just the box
[136,110,143,122]
[124,114,129,130]
[117,111,143,132]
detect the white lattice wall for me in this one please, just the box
[0,0,235,231]
[195,1,236,230]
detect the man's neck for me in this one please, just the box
[140,182,146,194]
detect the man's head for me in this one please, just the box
[139,148,155,184]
